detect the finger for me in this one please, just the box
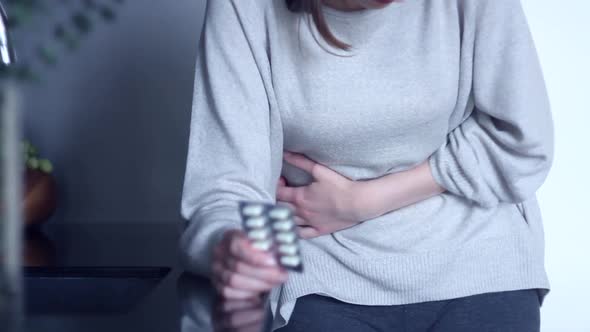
[211,264,229,293]
[219,266,276,292]
[211,260,226,284]
[213,280,260,300]
[223,307,266,329]
[229,235,278,267]
[276,178,286,193]
[276,185,298,204]
[276,200,296,211]
[283,151,332,180]
[293,215,308,226]
[277,201,309,224]
[217,298,262,313]
[297,226,319,239]
[220,288,259,300]
[224,255,288,285]
[277,200,303,220]
[219,229,244,252]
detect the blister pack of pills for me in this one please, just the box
[238,201,303,272]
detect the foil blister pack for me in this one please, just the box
[238,201,303,272]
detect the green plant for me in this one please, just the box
[22,140,52,173]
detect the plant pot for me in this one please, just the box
[23,169,57,227]
[24,229,56,267]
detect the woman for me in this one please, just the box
[180,0,554,331]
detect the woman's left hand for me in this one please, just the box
[277,151,377,239]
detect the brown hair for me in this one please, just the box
[286,0,351,51]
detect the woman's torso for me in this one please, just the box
[236,0,549,327]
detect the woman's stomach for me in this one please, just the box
[304,191,531,258]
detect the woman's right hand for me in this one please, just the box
[211,229,289,300]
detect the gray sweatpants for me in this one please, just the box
[276,289,541,332]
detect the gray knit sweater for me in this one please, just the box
[180,0,554,329]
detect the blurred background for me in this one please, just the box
[0,0,587,331]
[15,0,205,224]
[0,1,207,331]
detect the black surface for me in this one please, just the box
[23,223,184,332]
[22,223,271,332]
[25,267,171,314]
[25,266,171,279]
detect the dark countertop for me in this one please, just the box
[22,223,271,332]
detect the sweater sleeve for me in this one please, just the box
[179,0,280,277]
[428,0,554,208]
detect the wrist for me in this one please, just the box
[209,227,235,261]
[352,160,445,220]
[351,179,393,221]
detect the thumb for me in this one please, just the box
[278,176,287,186]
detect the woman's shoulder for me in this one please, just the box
[204,0,295,47]
[205,0,278,22]
[455,0,525,18]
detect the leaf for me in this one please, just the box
[38,159,54,173]
[54,24,79,51]
[72,12,92,34]
[6,4,31,28]
[54,24,66,39]
[27,157,40,170]
[14,65,39,82]
[37,45,58,66]
[84,0,97,10]
[99,5,115,21]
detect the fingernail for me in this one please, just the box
[264,256,277,266]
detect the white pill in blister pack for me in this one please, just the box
[280,255,301,267]
[278,244,298,256]
[269,207,291,220]
[239,201,303,271]
[275,231,296,243]
[248,228,271,240]
[251,239,273,251]
[242,204,265,217]
[272,219,294,231]
[245,216,267,228]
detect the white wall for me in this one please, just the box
[521,1,590,331]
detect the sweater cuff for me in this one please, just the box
[428,146,470,201]
[179,209,242,277]
[428,146,498,208]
